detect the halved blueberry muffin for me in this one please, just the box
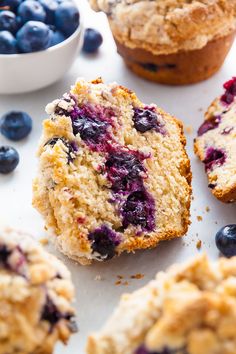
[87,254,236,354]
[0,228,76,354]
[33,78,191,265]
[194,77,236,203]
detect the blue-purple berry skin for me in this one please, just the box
[55,2,80,37]
[133,108,165,134]
[0,245,11,266]
[17,0,46,23]
[215,225,236,257]
[203,147,226,172]
[39,0,58,24]
[49,29,65,46]
[82,28,103,53]
[197,116,221,136]
[0,146,19,174]
[0,111,32,141]
[0,31,18,54]
[16,21,51,53]
[88,225,120,260]
[0,11,17,34]
[2,0,22,10]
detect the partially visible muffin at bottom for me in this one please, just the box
[0,228,76,354]
[87,254,236,354]
[33,78,191,265]
[194,77,236,203]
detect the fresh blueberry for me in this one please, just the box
[197,116,221,136]
[17,0,46,23]
[203,147,226,172]
[122,190,155,231]
[82,28,103,53]
[0,146,19,174]
[221,77,236,105]
[39,0,58,24]
[133,108,165,134]
[1,0,22,10]
[88,225,120,260]
[0,111,32,141]
[105,151,145,192]
[0,11,17,33]
[55,1,80,37]
[216,225,236,257]
[16,21,51,53]
[49,29,65,46]
[0,31,18,54]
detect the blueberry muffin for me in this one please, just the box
[90,0,236,85]
[194,77,236,203]
[33,78,191,265]
[87,254,236,354]
[0,227,76,354]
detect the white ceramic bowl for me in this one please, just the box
[0,22,83,95]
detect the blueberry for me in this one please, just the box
[0,245,11,266]
[41,296,62,325]
[82,28,103,53]
[16,21,51,53]
[1,0,22,10]
[0,31,18,54]
[88,225,120,260]
[0,111,32,141]
[215,225,236,257]
[203,147,226,172]
[0,146,19,174]
[197,116,221,136]
[17,0,46,23]
[221,77,236,105]
[55,1,79,37]
[39,0,58,24]
[105,151,145,192]
[133,108,165,134]
[122,190,155,231]
[49,29,65,46]
[0,11,17,33]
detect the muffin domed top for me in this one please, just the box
[91,0,236,55]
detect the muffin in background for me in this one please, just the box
[90,0,236,85]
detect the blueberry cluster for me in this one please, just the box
[0,110,32,173]
[0,0,80,54]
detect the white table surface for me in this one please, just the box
[0,1,236,353]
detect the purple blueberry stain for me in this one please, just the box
[105,151,146,193]
[135,345,174,354]
[221,77,236,105]
[133,107,165,134]
[88,225,120,260]
[122,190,155,231]
[197,115,221,136]
[221,127,233,135]
[203,147,226,172]
[0,245,27,275]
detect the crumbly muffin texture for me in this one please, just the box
[90,0,236,55]
[194,77,236,203]
[0,228,76,354]
[87,254,236,354]
[33,78,191,265]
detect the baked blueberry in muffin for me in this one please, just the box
[33,78,191,265]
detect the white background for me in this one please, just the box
[0,1,236,353]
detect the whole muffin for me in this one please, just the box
[0,228,77,354]
[33,78,191,265]
[87,254,236,354]
[90,0,236,85]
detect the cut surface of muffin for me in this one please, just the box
[194,77,236,203]
[33,78,191,265]
[87,254,236,354]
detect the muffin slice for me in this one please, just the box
[87,254,236,354]
[194,77,236,203]
[33,78,191,265]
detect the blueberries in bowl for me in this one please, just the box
[0,146,19,174]
[0,111,32,141]
[16,20,51,52]
[215,225,236,257]
[0,31,18,54]
[82,28,103,53]
[0,0,80,54]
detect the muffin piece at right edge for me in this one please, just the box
[86,254,236,354]
[194,77,236,203]
[90,0,236,85]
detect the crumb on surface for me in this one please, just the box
[206,206,210,212]
[196,240,202,250]
[198,108,203,112]
[130,273,144,280]
[39,238,49,246]
[197,215,203,222]
[184,125,193,135]
[115,280,122,286]
[95,275,102,281]
[117,275,124,279]
[123,281,129,286]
